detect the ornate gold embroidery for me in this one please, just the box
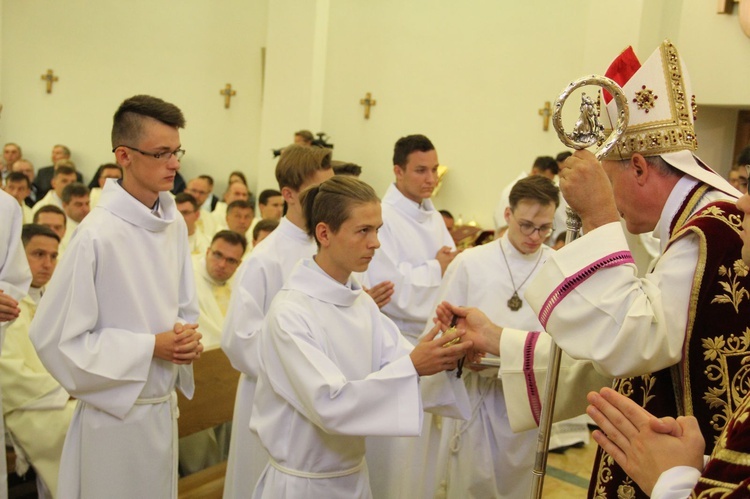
[712,260,750,313]
[617,481,636,499]
[633,85,658,113]
[701,328,750,442]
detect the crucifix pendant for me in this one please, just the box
[507,292,523,311]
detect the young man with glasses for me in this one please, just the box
[426,175,607,498]
[30,94,203,498]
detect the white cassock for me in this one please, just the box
[221,216,316,498]
[196,209,219,241]
[426,235,610,499]
[58,217,78,255]
[194,257,231,349]
[0,189,32,499]
[188,230,211,257]
[364,183,454,499]
[21,203,33,224]
[525,176,728,380]
[0,292,76,498]
[250,258,469,499]
[30,190,63,217]
[29,179,199,499]
[89,187,103,209]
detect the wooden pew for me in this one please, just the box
[177,347,240,499]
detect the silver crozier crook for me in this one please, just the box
[529,75,628,499]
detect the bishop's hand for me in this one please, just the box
[434,301,501,359]
[410,321,472,376]
[558,150,620,233]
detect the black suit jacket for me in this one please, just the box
[34,165,84,200]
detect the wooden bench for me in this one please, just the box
[177,347,240,499]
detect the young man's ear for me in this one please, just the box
[315,222,331,248]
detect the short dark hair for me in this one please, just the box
[198,174,214,187]
[509,175,560,210]
[333,163,363,177]
[252,218,279,242]
[259,189,282,206]
[532,156,559,175]
[226,200,254,215]
[438,209,454,220]
[62,182,90,203]
[6,171,30,188]
[393,135,434,168]
[22,223,60,245]
[212,229,247,254]
[111,95,185,149]
[33,204,67,226]
[555,151,572,163]
[54,165,77,178]
[738,145,750,166]
[174,192,199,210]
[275,145,332,191]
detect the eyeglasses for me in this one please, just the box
[113,145,185,161]
[511,214,554,238]
[209,249,241,267]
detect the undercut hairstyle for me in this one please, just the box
[532,156,559,176]
[259,189,282,206]
[212,229,248,254]
[229,170,247,185]
[332,163,363,177]
[253,218,279,242]
[22,223,61,245]
[226,200,254,215]
[275,145,332,191]
[294,130,314,143]
[393,135,434,168]
[174,192,199,210]
[509,175,560,210]
[54,165,77,178]
[198,174,214,187]
[33,204,67,226]
[7,171,31,188]
[111,95,185,149]
[54,144,71,157]
[300,175,379,246]
[62,182,90,204]
[556,151,572,163]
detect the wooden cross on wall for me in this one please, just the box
[360,92,376,119]
[538,101,551,131]
[220,84,236,109]
[41,69,58,94]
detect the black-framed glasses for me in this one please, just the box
[209,250,241,267]
[511,214,554,238]
[113,145,185,161]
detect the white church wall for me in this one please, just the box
[0,0,268,198]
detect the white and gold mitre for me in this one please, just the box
[600,40,739,197]
[601,40,696,161]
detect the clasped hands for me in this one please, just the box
[154,322,204,365]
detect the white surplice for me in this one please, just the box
[250,258,468,499]
[427,235,609,499]
[0,293,75,498]
[0,189,32,499]
[363,183,455,499]
[221,216,316,498]
[365,183,454,341]
[29,179,199,499]
[525,176,729,379]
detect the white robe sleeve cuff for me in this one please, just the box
[651,466,702,499]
